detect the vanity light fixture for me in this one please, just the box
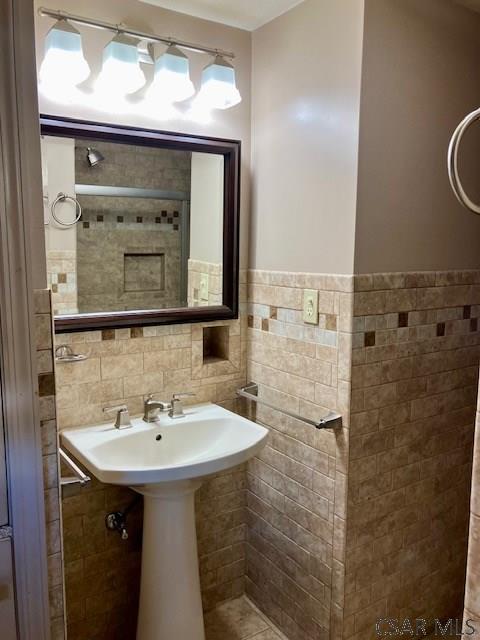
[146,44,195,103]
[39,19,90,97]
[196,55,242,110]
[95,33,146,97]
[38,8,242,113]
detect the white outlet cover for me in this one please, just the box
[200,273,209,301]
[303,289,319,324]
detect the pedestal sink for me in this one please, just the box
[60,403,268,640]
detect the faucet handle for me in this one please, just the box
[103,404,132,430]
[169,392,196,419]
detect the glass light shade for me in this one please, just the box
[146,45,195,103]
[196,56,241,110]
[95,33,146,96]
[39,20,90,89]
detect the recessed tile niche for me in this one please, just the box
[202,325,230,364]
[124,253,165,292]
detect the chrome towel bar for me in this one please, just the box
[59,448,91,486]
[448,106,480,215]
[237,383,342,430]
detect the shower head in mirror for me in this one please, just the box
[86,147,105,167]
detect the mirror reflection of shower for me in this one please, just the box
[42,135,225,316]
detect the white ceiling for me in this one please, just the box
[138,0,306,31]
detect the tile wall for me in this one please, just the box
[188,259,223,307]
[245,270,353,640]
[244,269,480,640]
[34,289,65,640]
[343,271,480,639]
[47,249,77,316]
[46,138,191,315]
[53,272,248,637]
[74,140,192,194]
[76,205,182,312]
[40,269,480,640]
[72,133,190,314]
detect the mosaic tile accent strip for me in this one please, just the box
[79,207,181,231]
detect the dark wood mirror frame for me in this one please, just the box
[40,115,240,334]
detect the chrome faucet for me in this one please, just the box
[143,393,196,422]
[142,395,170,423]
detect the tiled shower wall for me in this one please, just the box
[343,272,480,639]
[76,202,183,312]
[52,273,248,638]
[73,137,191,314]
[46,139,191,314]
[245,270,353,640]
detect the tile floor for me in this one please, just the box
[204,596,287,640]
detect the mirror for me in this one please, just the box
[39,116,240,332]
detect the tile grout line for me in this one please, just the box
[244,596,289,640]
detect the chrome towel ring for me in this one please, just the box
[448,107,480,216]
[50,192,82,226]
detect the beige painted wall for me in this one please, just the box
[249,0,365,274]
[42,136,76,252]
[34,0,251,267]
[190,152,224,264]
[354,0,480,273]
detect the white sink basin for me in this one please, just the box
[61,402,268,640]
[61,403,268,486]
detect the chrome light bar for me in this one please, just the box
[38,7,235,59]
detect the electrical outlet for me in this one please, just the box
[199,273,209,301]
[303,289,319,324]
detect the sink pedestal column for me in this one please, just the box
[135,480,205,640]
